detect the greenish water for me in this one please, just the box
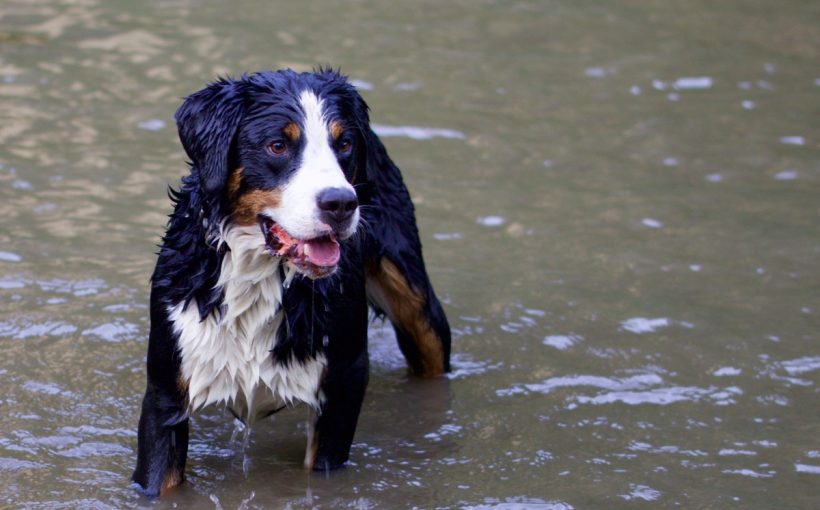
[1,1,819,508]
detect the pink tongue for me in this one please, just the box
[304,237,340,267]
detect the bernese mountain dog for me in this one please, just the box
[132,69,451,497]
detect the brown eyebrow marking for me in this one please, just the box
[329,121,344,140]
[283,122,301,141]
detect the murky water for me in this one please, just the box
[2,1,819,508]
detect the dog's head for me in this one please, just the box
[176,70,370,279]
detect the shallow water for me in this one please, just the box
[1,1,819,508]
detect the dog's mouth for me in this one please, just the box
[259,216,340,279]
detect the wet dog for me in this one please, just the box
[132,69,451,496]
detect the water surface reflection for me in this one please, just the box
[2,0,820,508]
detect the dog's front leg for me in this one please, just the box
[133,384,189,497]
[306,348,369,472]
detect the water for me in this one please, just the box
[1,1,819,508]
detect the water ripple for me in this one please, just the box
[795,464,820,474]
[780,356,820,376]
[463,498,574,510]
[0,457,48,471]
[619,484,662,501]
[498,372,743,406]
[371,124,466,140]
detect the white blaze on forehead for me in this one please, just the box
[266,90,358,240]
[298,90,349,183]
[299,89,333,153]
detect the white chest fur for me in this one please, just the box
[169,225,326,422]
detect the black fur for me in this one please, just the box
[133,69,451,496]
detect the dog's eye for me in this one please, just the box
[269,140,288,155]
[338,140,352,155]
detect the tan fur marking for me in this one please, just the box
[177,373,189,395]
[330,121,343,140]
[373,258,445,376]
[160,469,182,495]
[284,122,301,141]
[304,409,319,470]
[232,189,282,226]
[227,167,244,199]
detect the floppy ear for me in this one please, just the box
[175,78,244,194]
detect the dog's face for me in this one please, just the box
[231,86,362,279]
[175,70,369,279]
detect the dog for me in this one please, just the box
[132,69,451,497]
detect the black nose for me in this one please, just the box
[317,187,358,229]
